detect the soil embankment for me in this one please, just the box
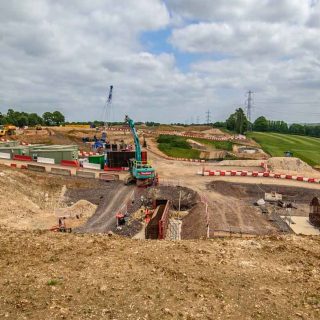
[1,229,320,320]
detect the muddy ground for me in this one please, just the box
[180,180,320,239]
[208,181,320,203]
[76,183,135,233]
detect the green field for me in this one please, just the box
[157,135,201,159]
[248,132,320,166]
[193,138,233,151]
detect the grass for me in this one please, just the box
[247,132,320,166]
[157,135,201,159]
[47,279,59,286]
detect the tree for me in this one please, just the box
[213,121,226,128]
[28,113,43,126]
[0,112,5,125]
[52,111,65,126]
[5,109,18,125]
[226,108,248,134]
[289,123,305,135]
[253,116,268,132]
[235,108,248,134]
[42,112,54,126]
[16,115,29,128]
[226,113,236,131]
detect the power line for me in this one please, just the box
[255,101,320,105]
[206,110,212,124]
[253,106,320,116]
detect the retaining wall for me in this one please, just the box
[76,170,96,179]
[99,173,120,181]
[27,164,46,172]
[51,167,71,176]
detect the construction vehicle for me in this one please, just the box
[0,124,16,137]
[124,115,156,186]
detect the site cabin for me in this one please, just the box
[310,197,320,228]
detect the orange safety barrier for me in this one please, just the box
[13,155,32,161]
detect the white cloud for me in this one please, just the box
[166,0,311,24]
[0,0,320,124]
[170,21,320,57]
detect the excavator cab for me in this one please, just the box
[125,159,156,186]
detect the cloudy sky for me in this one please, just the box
[1,0,320,123]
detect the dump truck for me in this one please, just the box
[0,125,16,137]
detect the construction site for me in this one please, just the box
[2,1,320,318]
[1,119,320,319]
[1,120,320,237]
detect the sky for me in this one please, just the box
[0,0,320,123]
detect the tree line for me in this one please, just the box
[252,116,320,137]
[214,109,320,138]
[0,109,65,127]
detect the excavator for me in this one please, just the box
[0,124,16,137]
[124,115,156,187]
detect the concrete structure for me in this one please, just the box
[282,216,320,235]
[0,146,30,158]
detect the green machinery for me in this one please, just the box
[124,115,156,186]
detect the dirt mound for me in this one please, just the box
[186,139,206,150]
[0,165,108,230]
[181,202,207,239]
[202,128,227,135]
[267,157,320,176]
[200,150,227,159]
[57,200,97,218]
[1,229,320,319]
[0,167,58,229]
